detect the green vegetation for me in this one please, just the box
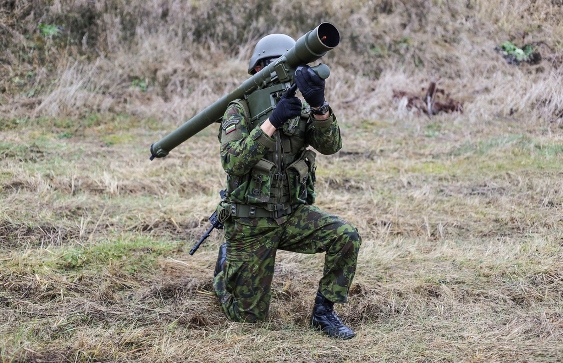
[130,78,149,93]
[500,41,534,62]
[57,237,177,272]
[38,23,62,38]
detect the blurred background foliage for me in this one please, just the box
[0,0,561,119]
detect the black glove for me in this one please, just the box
[269,84,302,129]
[295,65,325,108]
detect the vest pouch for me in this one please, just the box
[287,149,316,205]
[226,174,249,204]
[246,159,276,204]
[215,200,232,223]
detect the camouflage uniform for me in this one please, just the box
[213,101,361,323]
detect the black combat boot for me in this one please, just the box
[310,291,355,339]
[214,243,227,277]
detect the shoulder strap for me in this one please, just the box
[230,98,250,121]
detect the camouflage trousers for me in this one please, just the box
[213,204,361,323]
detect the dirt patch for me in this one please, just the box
[337,150,380,160]
[15,348,77,363]
[344,283,400,324]
[0,272,100,303]
[130,218,200,235]
[0,180,35,193]
[324,177,367,192]
[0,221,81,249]
[140,277,211,301]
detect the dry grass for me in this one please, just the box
[1,0,563,362]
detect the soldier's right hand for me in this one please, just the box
[269,85,302,129]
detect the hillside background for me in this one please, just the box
[1,0,562,122]
[1,1,562,362]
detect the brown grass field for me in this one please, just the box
[1,0,562,362]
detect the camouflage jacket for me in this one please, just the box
[218,100,342,212]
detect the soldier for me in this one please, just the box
[212,33,361,339]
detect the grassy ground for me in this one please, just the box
[1,109,562,362]
[1,0,563,362]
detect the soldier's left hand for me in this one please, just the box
[295,65,325,108]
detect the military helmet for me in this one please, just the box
[248,34,296,74]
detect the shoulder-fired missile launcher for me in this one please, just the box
[150,22,340,160]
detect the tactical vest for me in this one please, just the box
[224,95,317,218]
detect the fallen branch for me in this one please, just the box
[393,82,463,117]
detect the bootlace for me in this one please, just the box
[324,304,344,327]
